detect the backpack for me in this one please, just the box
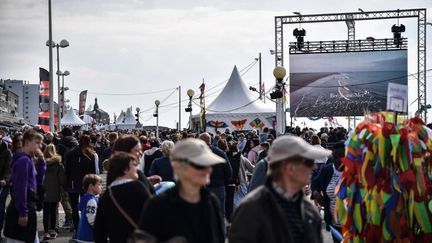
[227,152,241,185]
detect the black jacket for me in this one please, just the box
[208,145,232,188]
[229,177,322,243]
[56,136,78,161]
[139,186,225,243]
[0,141,11,183]
[94,180,152,243]
[64,147,96,192]
[311,163,334,228]
[143,148,163,176]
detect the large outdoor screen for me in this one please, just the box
[289,50,408,117]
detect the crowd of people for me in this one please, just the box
[0,124,351,243]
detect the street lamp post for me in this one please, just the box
[58,70,70,120]
[273,66,287,134]
[135,107,140,122]
[186,89,195,131]
[47,39,69,130]
[154,100,160,138]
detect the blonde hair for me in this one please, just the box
[44,144,58,159]
[160,140,175,157]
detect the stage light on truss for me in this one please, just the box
[293,28,306,49]
[391,24,405,47]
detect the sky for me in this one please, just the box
[0,0,431,129]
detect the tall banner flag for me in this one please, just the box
[79,90,88,116]
[38,68,51,132]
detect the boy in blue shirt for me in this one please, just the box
[76,174,102,242]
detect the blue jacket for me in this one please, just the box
[77,193,99,242]
[208,145,232,188]
[247,159,267,193]
[149,156,174,182]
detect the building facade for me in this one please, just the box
[0,86,18,115]
[22,84,40,125]
[86,98,110,125]
[1,79,40,125]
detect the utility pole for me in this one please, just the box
[178,85,181,132]
[259,52,262,100]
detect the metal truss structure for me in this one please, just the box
[275,9,427,121]
[289,38,408,54]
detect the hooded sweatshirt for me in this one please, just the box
[10,152,46,217]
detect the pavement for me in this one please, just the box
[34,211,333,243]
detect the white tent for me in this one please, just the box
[194,66,276,132]
[80,114,95,124]
[115,110,125,124]
[123,107,137,125]
[61,108,85,126]
[115,107,137,131]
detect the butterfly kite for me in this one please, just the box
[206,120,228,129]
[231,119,247,130]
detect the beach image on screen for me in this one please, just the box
[289,50,408,117]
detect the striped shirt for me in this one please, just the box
[326,164,341,226]
[272,183,304,243]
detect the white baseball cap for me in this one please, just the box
[171,138,225,167]
[268,135,332,164]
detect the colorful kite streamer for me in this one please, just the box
[336,113,432,242]
[249,118,265,129]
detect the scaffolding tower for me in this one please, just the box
[275,9,427,122]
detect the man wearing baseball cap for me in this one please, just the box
[229,135,331,243]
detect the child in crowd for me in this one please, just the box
[76,174,102,243]
[42,144,65,240]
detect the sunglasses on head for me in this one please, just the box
[175,158,210,170]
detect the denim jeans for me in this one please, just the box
[233,184,248,208]
[154,182,176,195]
[0,186,10,233]
[207,186,226,219]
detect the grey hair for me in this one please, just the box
[160,140,175,157]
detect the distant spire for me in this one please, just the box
[94,97,99,110]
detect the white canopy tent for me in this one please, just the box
[80,114,95,124]
[61,108,85,127]
[193,66,276,132]
[115,110,125,124]
[115,107,138,131]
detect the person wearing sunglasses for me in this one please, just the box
[229,135,331,243]
[139,138,225,243]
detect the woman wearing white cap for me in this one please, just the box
[139,138,225,243]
